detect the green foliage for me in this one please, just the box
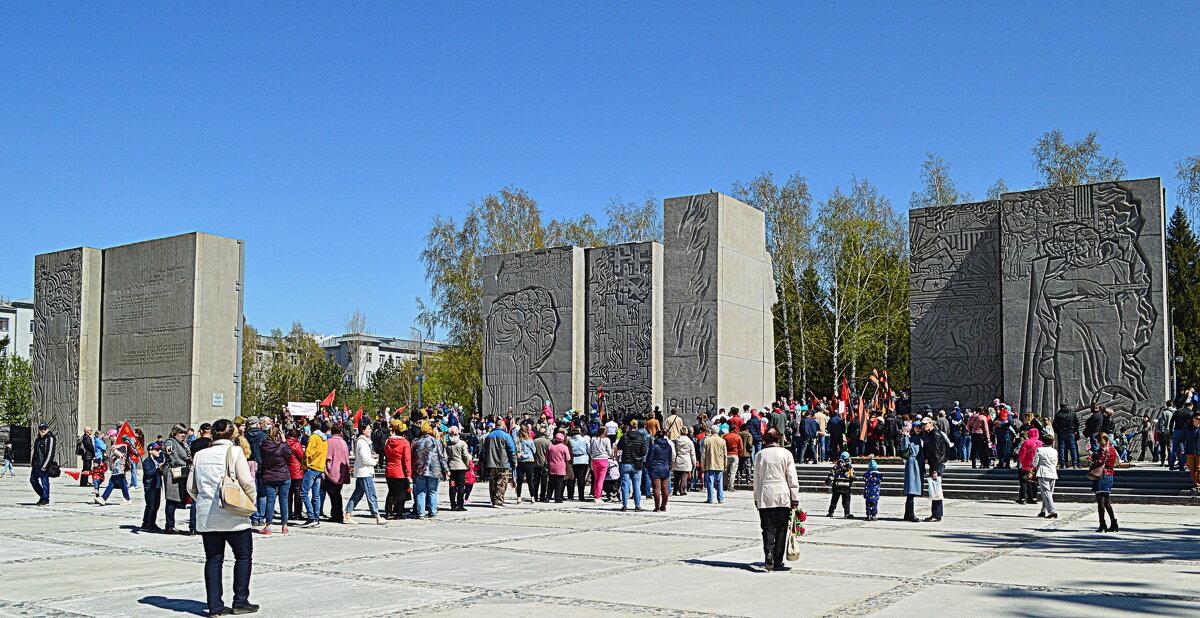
[1177,154,1200,217]
[1031,129,1127,188]
[1167,205,1200,387]
[908,152,971,209]
[986,177,1009,200]
[0,353,32,425]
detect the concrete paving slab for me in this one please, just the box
[803,525,1021,553]
[340,521,562,545]
[535,564,892,616]
[430,599,630,617]
[0,554,195,602]
[344,546,626,589]
[866,514,1055,534]
[698,543,965,577]
[616,517,760,538]
[0,537,102,562]
[253,532,430,566]
[485,510,630,529]
[0,514,120,534]
[41,569,467,616]
[874,583,1200,617]
[40,526,201,550]
[955,555,1200,597]
[491,529,744,560]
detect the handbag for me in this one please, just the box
[1087,461,1105,481]
[218,446,257,517]
[47,461,61,478]
[785,510,802,561]
[169,466,186,480]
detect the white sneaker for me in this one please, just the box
[344,513,357,524]
[375,516,386,525]
[94,497,106,505]
[119,500,131,505]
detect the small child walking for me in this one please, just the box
[1,442,13,477]
[826,452,856,518]
[863,459,883,520]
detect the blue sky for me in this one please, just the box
[3,4,1198,338]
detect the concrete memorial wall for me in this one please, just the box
[482,192,777,422]
[33,233,245,461]
[910,178,1168,435]
[482,246,586,417]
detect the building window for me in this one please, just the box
[366,352,372,363]
[0,318,8,331]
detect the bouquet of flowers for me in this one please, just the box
[791,507,807,536]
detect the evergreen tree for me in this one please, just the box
[1166,205,1200,387]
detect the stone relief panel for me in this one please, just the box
[1001,180,1166,431]
[32,250,83,460]
[586,243,655,416]
[664,194,718,416]
[482,247,578,416]
[909,201,1003,410]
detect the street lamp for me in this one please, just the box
[410,327,425,411]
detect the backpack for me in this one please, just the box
[76,437,85,457]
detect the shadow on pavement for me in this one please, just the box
[138,596,208,616]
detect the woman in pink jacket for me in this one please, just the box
[1016,428,1041,505]
[323,426,352,523]
[546,433,571,503]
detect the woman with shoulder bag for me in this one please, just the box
[187,418,259,616]
[1090,433,1119,533]
[164,424,194,534]
[753,428,799,572]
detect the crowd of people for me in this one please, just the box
[13,391,1200,616]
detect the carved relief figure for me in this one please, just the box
[670,196,715,385]
[484,287,559,415]
[588,244,654,415]
[32,251,83,458]
[1013,183,1155,415]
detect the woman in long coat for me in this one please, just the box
[163,423,192,533]
[901,423,924,522]
[753,428,799,571]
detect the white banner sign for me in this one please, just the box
[287,402,318,417]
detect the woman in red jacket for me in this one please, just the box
[384,423,412,519]
[1092,432,1119,533]
[285,430,305,521]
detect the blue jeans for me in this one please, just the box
[30,468,50,503]
[1058,434,1079,467]
[817,436,825,460]
[413,476,440,516]
[619,464,642,508]
[1170,430,1186,469]
[102,474,130,501]
[2,459,13,475]
[263,479,290,527]
[347,477,380,517]
[996,434,1012,466]
[301,469,324,520]
[129,465,138,488]
[705,470,724,502]
[254,479,267,524]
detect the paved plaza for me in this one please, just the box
[0,474,1197,617]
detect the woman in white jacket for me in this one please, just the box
[753,428,800,572]
[1032,432,1059,518]
[671,429,698,496]
[345,424,386,525]
[187,419,258,616]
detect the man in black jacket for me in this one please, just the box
[31,423,57,506]
[78,426,96,486]
[617,421,648,512]
[922,417,948,522]
[1052,405,1080,468]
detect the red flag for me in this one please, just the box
[343,403,349,413]
[320,390,336,407]
[839,377,850,405]
[116,422,143,462]
[64,470,82,481]
[353,407,363,425]
[397,405,407,417]
[883,370,895,411]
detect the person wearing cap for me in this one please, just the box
[922,416,949,522]
[546,432,570,503]
[411,422,448,518]
[824,452,855,518]
[700,424,729,505]
[243,417,268,527]
[445,426,471,510]
[863,459,883,521]
[30,422,57,506]
[383,422,413,518]
[141,441,165,531]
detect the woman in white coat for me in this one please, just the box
[1032,432,1059,518]
[753,428,800,572]
[671,428,698,496]
[188,419,258,616]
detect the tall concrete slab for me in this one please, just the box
[664,193,776,420]
[99,233,244,439]
[999,178,1168,420]
[31,247,103,464]
[482,246,585,416]
[585,242,663,417]
[909,178,1169,439]
[908,201,1003,411]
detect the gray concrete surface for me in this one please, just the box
[0,472,1197,616]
